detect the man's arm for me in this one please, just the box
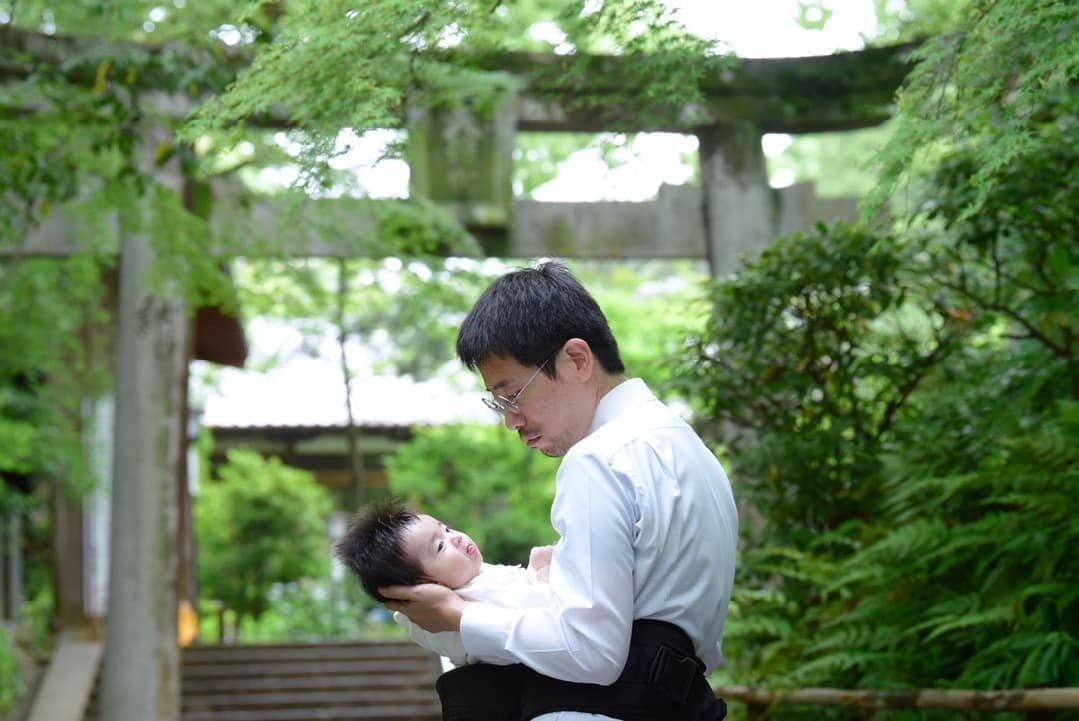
[392,610,470,665]
[458,452,638,684]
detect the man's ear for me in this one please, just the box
[562,338,594,381]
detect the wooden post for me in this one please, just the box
[98,121,187,721]
[176,171,211,637]
[176,342,197,632]
[0,510,23,620]
[50,485,87,628]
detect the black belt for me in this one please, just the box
[616,619,707,704]
[436,619,727,721]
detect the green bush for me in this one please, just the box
[195,450,334,637]
[673,2,1077,707]
[0,625,21,715]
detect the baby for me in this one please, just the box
[334,499,553,667]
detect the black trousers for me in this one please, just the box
[436,620,728,721]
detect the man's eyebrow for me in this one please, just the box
[489,373,521,393]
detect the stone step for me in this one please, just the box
[180,706,441,721]
[83,641,442,721]
[183,688,440,710]
[183,642,428,661]
[183,658,437,678]
[183,673,435,694]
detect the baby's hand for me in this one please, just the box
[528,544,554,579]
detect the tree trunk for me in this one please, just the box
[336,259,364,508]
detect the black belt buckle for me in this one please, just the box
[647,644,699,705]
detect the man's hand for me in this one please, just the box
[380,583,468,633]
[528,544,554,582]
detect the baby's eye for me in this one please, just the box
[437,541,444,552]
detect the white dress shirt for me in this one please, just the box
[459,378,739,689]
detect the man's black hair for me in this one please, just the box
[456,261,625,376]
[333,498,429,603]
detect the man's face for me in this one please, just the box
[400,514,483,590]
[478,352,593,458]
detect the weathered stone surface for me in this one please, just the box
[7,182,859,262]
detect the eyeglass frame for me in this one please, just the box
[481,355,553,415]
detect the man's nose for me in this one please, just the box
[504,408,523,431]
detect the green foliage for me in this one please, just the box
[0,625,20,715]
[581,259,709,392]
[185,0,499,150]
[243,579,366,641]
[334,259,487,379]
[204,577,385,643]
[808,401,1079,691]
[195,450,334,630]
[766,124,893,198]
[0,56,124,242]
[227,257,705,387]
[867,0,1079,219]
[529,1,722,126]
[0,257,109,510]
[4,0,216,40]
[182,0,718,169]
[675,2,1078,707]
[674,222,961,544]
[907,90,1079,399]
[869,0,968,43]
[514,133,614,198]
[385,423,560,565]
[231,256,489,380]
[3,0,1073,705]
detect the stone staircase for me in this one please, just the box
[85,640,443,721]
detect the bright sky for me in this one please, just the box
[200,1,883,428]
[197,315,494,427]
[667,0,878,58]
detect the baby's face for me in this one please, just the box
[401,514,483,589]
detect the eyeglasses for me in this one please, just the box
[482,357,551,415]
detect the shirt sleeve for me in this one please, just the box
[460,450,637,684]
[393,610,470,666]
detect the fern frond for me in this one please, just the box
[922,605,1013,642]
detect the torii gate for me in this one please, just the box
[2,26,915,721]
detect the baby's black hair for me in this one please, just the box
[333,498,429,603]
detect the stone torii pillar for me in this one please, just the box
[697,122,774,277]
[98,121,187,721]
[406,89,518,254]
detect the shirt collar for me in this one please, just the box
[588,378,653,435]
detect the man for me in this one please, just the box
[382,262,738,720]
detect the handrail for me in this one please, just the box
[25,634,102,721]
[717,685,1079,719]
